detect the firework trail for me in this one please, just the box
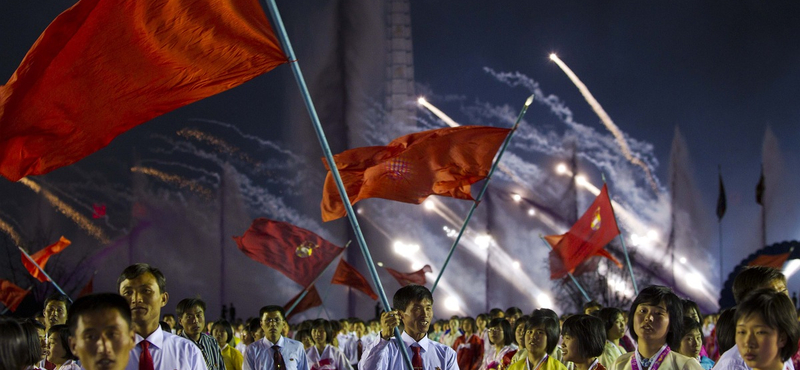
[549,54,659,192]
[176,128,259,166]
[130,167,213,199]
[188,118,302,162]
[417,97,459,127]
[0,217,23,247]
[140,159,221,184]
[18,178,110,244]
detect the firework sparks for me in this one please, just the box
[177,128,259,165]
[0,217,23,247]
[130,166,213,199]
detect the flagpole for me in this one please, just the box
[264,3,414,367]
[18,247,72,303]
[538,235,592,302]
[286,243,349,316]
[601,175,639,294]
[431,95,534,293]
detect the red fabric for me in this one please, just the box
[320,126,511,221]
[22,236,71,283]
[747,252,791,269]
[78,276,94,298]
[411,345,423,370]
[0,279,29,312]
[547,184,622,280]
[0,0,286,181]
[453,334,484,370]
[92,204,106,219]
[283,285,322,319]
[234,218,343,288]
[330,259,378,300]
[139,340,154,370]
[385,265,432,287]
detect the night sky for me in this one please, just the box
[1,0,799,319]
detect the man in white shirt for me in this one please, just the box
[243,305,309,370]
[117,263,208,370]
[359,284,458,370]
[68,293,135,370]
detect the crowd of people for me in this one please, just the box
[1,264,799,370]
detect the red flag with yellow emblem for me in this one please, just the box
[547,184,622,279]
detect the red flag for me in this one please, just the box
[0,279,30,312]
[385,265,432,287]
[22,236,71,283]
[233,218,344,288]
[0,0,286,181]
[78,276,94,298]
[547,184,622,280]
[92,204,106,219]
[331,259,378,300]
[748,253,791,269]
[321,126,511,221]
[283,285,322,319]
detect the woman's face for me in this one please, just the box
[736,313,787,370]
[47,334,67,364]
[633,301,670,345]
[686,308,700,323]
[476,317,487,331]
[678,328,702,358]
[301,335,315,349]
[608,313,626,340]
[561,332,583,364]
[311,327,327,346]
[525,324,548,358]
[515,324,526,345]
[488,325,504,346]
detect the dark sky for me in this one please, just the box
[1,0,800,317]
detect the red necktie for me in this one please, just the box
[411,345,423,370]
[357,339,363,361]
[139,341,155,370]
[273,345,286,370]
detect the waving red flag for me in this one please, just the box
[78,276,94,298]
[233,218,344,288]
[22,236,71,283]
[331,259,378,300]
[0,0,286,181]
[385,265,432,287]
[321,126,511,221]
[748,253,791,269]
[283,285,322,319]
[548,184,622,280]
[0,279,30,312]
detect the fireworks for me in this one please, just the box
[0,217,23,247]
[130,166,213,199]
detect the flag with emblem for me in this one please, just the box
[547,184,622,279]
[233,218,344,288]
[320,126,511,222]
[22,236,71,283]
[385,265,432,287]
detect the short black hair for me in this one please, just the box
[682,299,703,322]
[505,306,523,317]
[67,293,132,339]
[20,319,44,365]
[259,305,286,321]
[627,285,684,349]
[176,298,206,318]
[0,318,35,370]
[680,316,704,344]
[48,324,78,361]
[295,328,312,343]
[477,313,489,323]
[393,285,433,311]
[583,300,602,311]
[562,314,606,358]
[732,266,785,304]
[461,316,475,329]
[44,293,71,309]
[531,308,559,322]
[213,319,234,345]
[489,308,505,318]
[512,316,530,345]
[735,288,800,361]
[311,318,333,344]
[117,263,167,294]
[715,307,737,354]
[527,315,561,354]
[488,318,513,346]
[594,307,624,333]
[247,317,262,333]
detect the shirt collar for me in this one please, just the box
[401,331,431,352]
[136,326,165,349]
[264,335,286,347]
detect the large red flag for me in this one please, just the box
[548,184,622,280]
[22,236,71,283]
[283,285,322,320]
[385,265,432,287]
[0,279,30,312]
[331,259,378,300]
[0,0,286,181]
[748,253,791,269]
[233,218,344,288]
[321,126,511,221]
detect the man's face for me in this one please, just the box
[69,309,135,370]
[180,305,205,340]
[399,298,433,338]
[354,323,366,338]
[260,311,285,343]
[162,315,176,329]
[45,301,68,329]
[119,272,168,333]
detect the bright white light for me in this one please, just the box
[417,97,427,105]
[393,241,420,255]
[475,234,492,249]
[679,257,687,264]
[356,208,363,214]
[556,163,567,174]
[687,272,704,289]
[549,53,557,60]
[575,175,587,185]
[444,296,460,311]
[512,261,521,269]
[647,230,658,241]
[411,262,423,270]
[631,233,640,247]
[512,194,522,202]
[424,199,435,210]
[614,281,627,293]
[376,262,384,267]
[783,259,800,279]
[528,208,536,216]
[537,293,553,308]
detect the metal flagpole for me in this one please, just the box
[601,174,639,294]
[431,95,534,293]
[18,247,72,303]
[261,3,413,368]
[538,235,592,302]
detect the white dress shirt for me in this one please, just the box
[244,336,309,370]
[126,327,209,370]
[358,331,458,370]
[306,344,353,370]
